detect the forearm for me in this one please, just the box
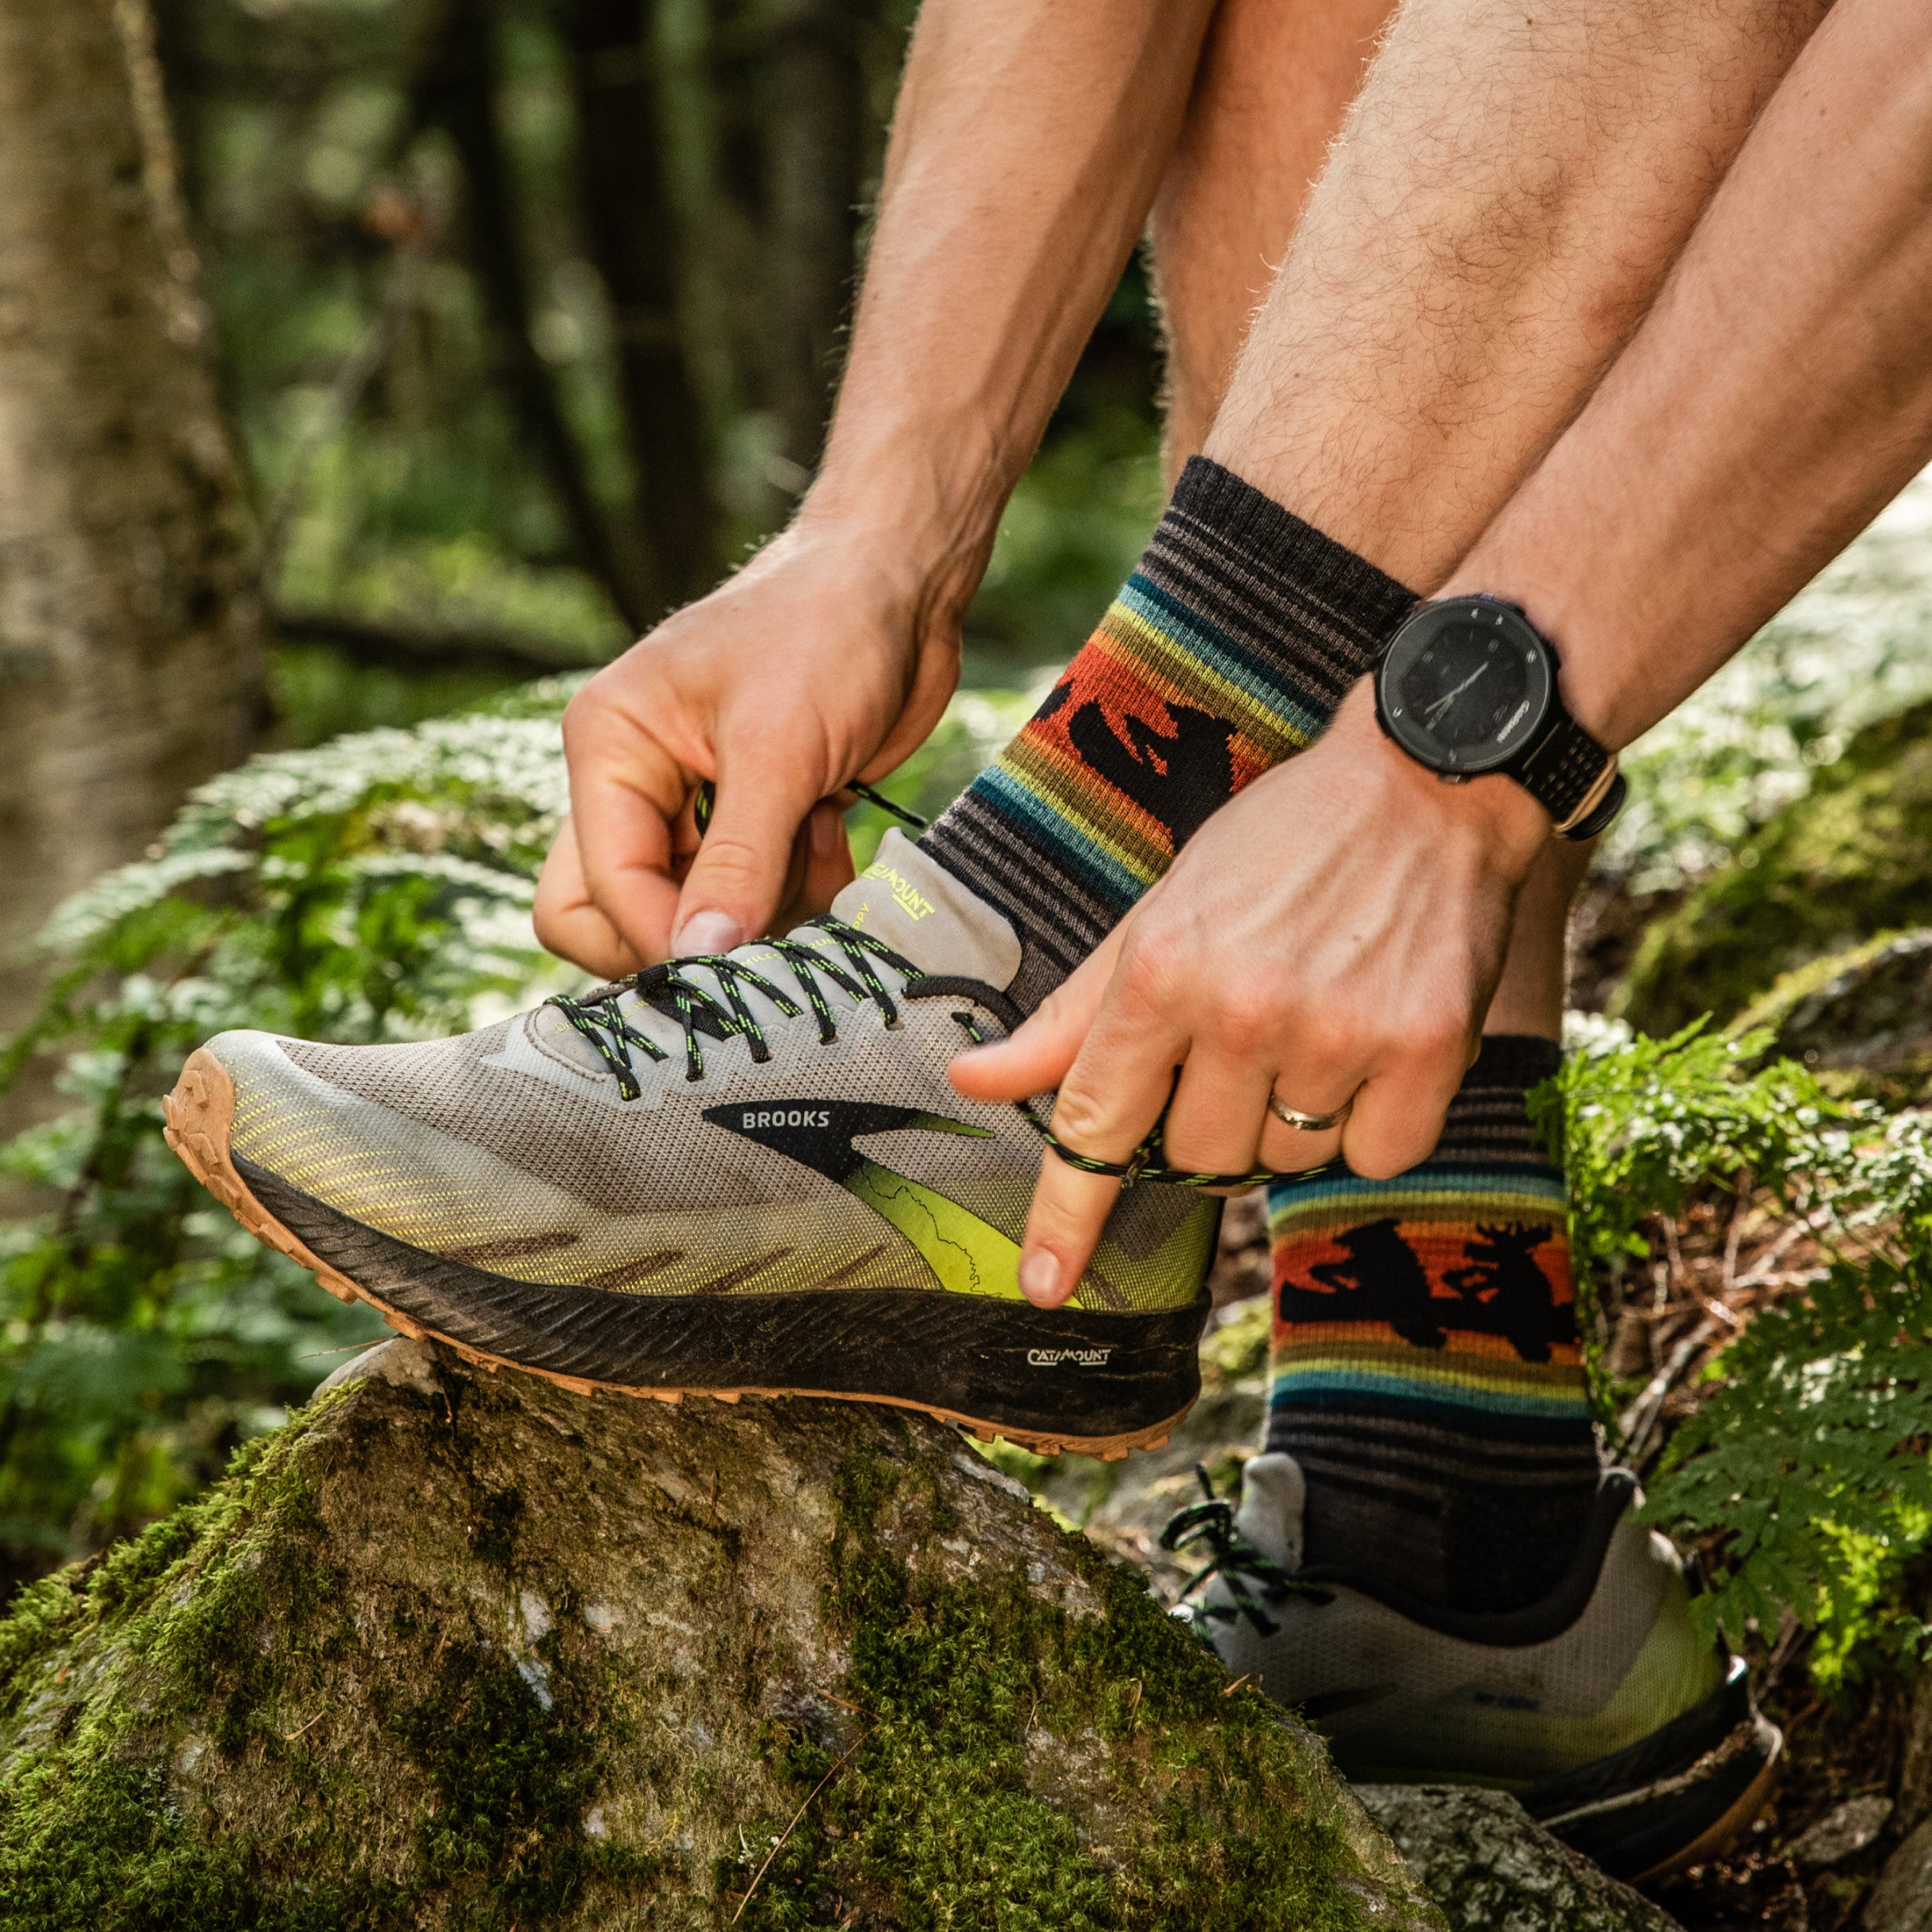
[799,0,1214,620]
[1444,0,1932,749]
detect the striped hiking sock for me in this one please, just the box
[919,456,1415,1008]
[1264,1034,1600,1615]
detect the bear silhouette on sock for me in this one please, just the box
[1064,697,1237,852]
[1277,1217,1447,1349]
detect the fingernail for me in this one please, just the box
[672,910,743,957]
[1019,1250,1062,1306]
[811,807,841,857]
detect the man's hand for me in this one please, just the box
[947,682,1552,1306]
[535,523,964,975]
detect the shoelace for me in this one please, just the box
[1161,1468,1332,1638]
[552,919,920,1096]
[693,776,931,836]
[578,778,1342,1191]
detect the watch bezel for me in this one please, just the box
[1375,599,1556,777]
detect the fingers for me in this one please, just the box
[947,930,1125,1103]
[1157,1046,1276,1179]
[670,746,828,955]
[1253,1062,1360,1174]
[989,943,1188,1309]
[1340,1034,1475,1181]
[532,817,650,980]
[563,696,687,965]
[799,801,857,921]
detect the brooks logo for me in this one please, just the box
[1027,1348,1112,1368]
[741,1109,832,1129]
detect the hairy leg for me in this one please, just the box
[1148,0,1393,479]
[1203,0,1829,590]
[1154,0,1823,1034]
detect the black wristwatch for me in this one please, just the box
[1372,597,1625,841]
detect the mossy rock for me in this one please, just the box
[1730,928,1932,1101]
[1357,1788,1681,1932]
[1615,699,1932,1035]
[0,1339,1442,1931]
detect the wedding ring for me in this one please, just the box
[1267,1091,1354,1133]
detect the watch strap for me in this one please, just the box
[1516,712,1624,840]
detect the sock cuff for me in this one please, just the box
[1150,457,1418,700]
[1463,1033,1563,1092]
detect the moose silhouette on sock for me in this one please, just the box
[1443,1221,1575,1363]
[1059,692,1237,852]
[1278,1216,1575,1360]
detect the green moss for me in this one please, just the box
[393,1639,668,1925]
[726,1444,1376,1931]
[0,1384,666,1931]
[1616,698,1932,1033]
[1201,1300,1271,1383]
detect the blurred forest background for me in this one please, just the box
[10,3,1932,1922]
[158,0,1161,745]
[0,0,1166,1595]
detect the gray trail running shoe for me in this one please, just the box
[163,832,1216,1456]
[1168,1452,1781,1885]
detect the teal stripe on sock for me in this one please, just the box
[972,765,1150,900]
[1115,578,1331,742]
[1267,1368,1590,1422]
[1268,1166,1567,1214]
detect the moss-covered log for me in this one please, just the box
[1617,700,1932,1034]
[0,1339,1443,1930]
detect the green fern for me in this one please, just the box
[1542,1023,1932,1672]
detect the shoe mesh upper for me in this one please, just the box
[217,946,1215,1313]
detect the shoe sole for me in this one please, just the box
[163,1048,1195,1461]
[1627,1724,1782,1889]
[1528,1670,1784,1889]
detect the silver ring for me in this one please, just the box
[1267,1091,1354,1133]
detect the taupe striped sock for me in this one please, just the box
[919,459,1416,1009]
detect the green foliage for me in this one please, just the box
[1616,696,1932,1034]
[1538,1019,1851,1287]
[1650,1257,1932,1670]
[0,675,1030,1591]
[0,683,588,1588]
[1545,1020,1932,1674]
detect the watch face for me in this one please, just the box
[1376,601,1554,775]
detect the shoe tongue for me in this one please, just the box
[827,829,1022,990]
[1234,1454,1307,1572]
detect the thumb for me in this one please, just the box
[947,927,1125,1101]
[671,750,824,955]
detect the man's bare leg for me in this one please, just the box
[1203,0,1828,587]
[947,0,1832,1644]
[1149,0,1393,475]
[1151,0,1825,1039]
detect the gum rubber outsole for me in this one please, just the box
[162,1047,1186,1462]
[1629,1740,1781,1889]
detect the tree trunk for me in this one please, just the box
[563,0,722,618]
[762,0,866,478]
[0,0,262,1064]
[414,0,652,631]
[699,0,873,521]
[0,1337,1446,1930]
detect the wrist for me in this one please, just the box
[799,419,1020,633]
[1333,678,1552,866]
